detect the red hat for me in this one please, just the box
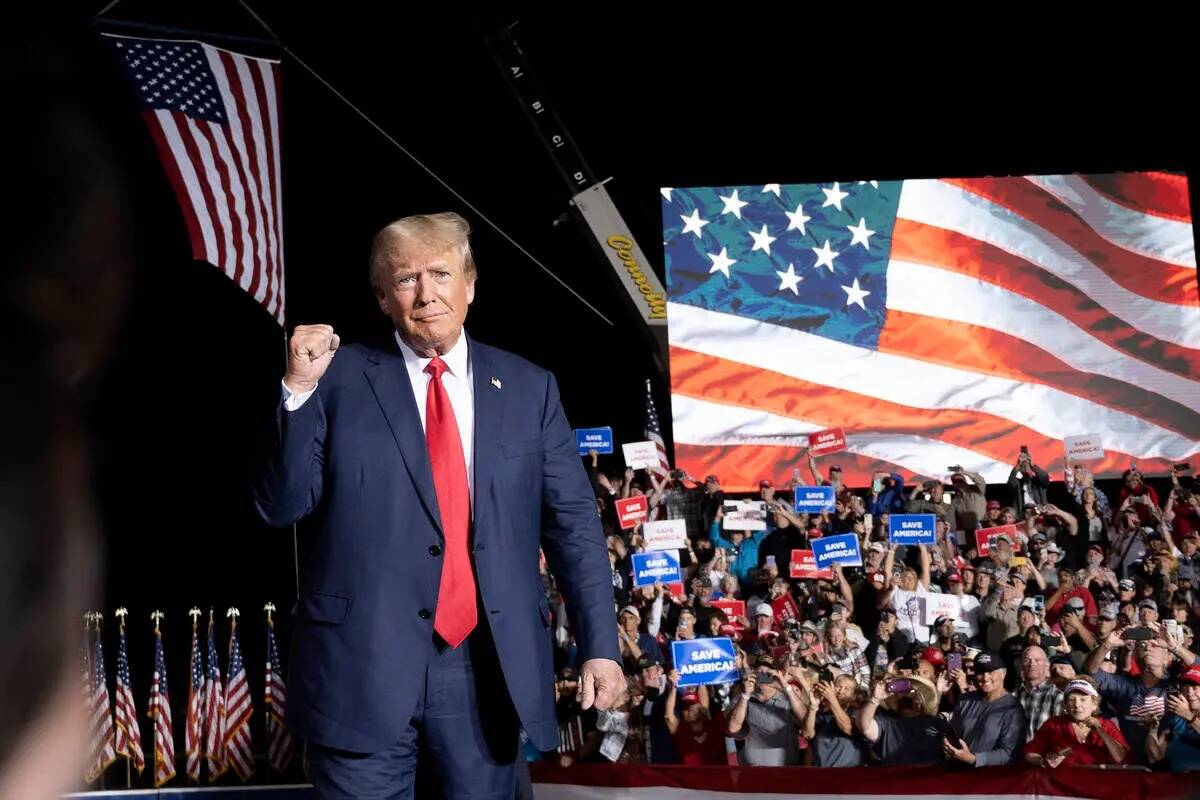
[987,500,1001,510]
[946,571,963,583]
[921,646,946,668]
[1181,665,1200,686]
[718,623,742,640]
[759,479,774,489]
[1088,544,1104,554]
[680,692,702,707]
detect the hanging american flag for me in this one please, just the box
[148,622,177,787]
[643,378,671,479]
[85,620,117,783]
[203,612,227,781]
[104,34,285,325]
[223,612,255,781]
[112,616,145,774]
[661,174,1199,491]
[185,615,205,782]
[264,615,294,772]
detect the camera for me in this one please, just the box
[885,678,912,694]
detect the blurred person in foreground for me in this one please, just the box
[2,26,131,799]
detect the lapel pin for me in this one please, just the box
[491,377,502,390]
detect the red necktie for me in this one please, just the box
[423,356,476,648]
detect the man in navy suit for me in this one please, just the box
[254,212,623,798]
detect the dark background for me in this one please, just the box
[21,1,1196,783]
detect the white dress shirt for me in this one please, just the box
[281,330,476,508]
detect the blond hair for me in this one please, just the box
[369,212,476,290]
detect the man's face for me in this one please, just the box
[1099,617,1116,636]
[640,664,663,689]
[1138,642,1169,678]
[1182,538,1198,556]
[1001,510,1017,524]
[976,668,1004,694]
[760,485,775,502]
[1018,609,1037,631]
[1021,647,1049,684]
[1139,607,1159,625]
[375,242,475,354]
[730,531,745,546]
[1058,570,1075,591]
[929,485,944,503]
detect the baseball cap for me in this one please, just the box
[868,541,887,554]
[718,623,742,639]
[1064,597,1086,613]
[759,479,773,489]
[1045,543,1063,556]
[946,571,963,583]
[755,603,774,618]
[994,533,1013,546]
[972,652,1005,674]
[878,607,896,620]
[635,654,657,671]
[977,562,996,575]
[1099,603,1119,620]
[619,605,641,621]
[830,602,848,616]
[1049,653,1074,667]
[1119,579,1136,591]
[1009,572,1027,585]
[800,620,819,634]
[987,500,1001,510]
[704,474,719,483]
[1181,665,1200,686]
[922,479,941,490]
[1138,599,1158,611]
[1088,544,1104,554]
[932,615,954,628]
[755,653,777,669]
[679,692,702,707]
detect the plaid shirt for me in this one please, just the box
[1015,680,1063,742]
[826,645,871,689]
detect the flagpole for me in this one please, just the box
[96,611,105,792]
[116,608,131,791]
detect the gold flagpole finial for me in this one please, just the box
[150,610,164,633]
[263,602,276,624]
[189,607,202,627]
[114,607,128,630]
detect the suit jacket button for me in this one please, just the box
[418,609,431,620]
[428,544,442,556]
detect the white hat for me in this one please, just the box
[755,603,774,618]
[619,605,641,621]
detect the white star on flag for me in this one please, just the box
[842,277,871,309]
[761,184,781,196]
[812,240,839,272]
[707,247,737,278]
[776,263,803,295]
[847,217,876,250]
[680,209,710,238]
[718,189,749,219]
[857,180,880,188]
[660,187,674,201]
[821,182,850,211]
[784,202,811,235]
[749,224,776,255]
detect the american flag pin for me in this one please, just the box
[491,377,502,390]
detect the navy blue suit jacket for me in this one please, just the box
[253,333,619,753]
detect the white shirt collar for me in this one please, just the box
[394,329,469,379]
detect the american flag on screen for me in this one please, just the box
[644,379,672,479]
[113,622,145,774]
[105,35,285,325]
[149,627,177,787]
[223,618,255,781]
[661,174,1198,491]
[264,619,294,772]
[185,620,205,782]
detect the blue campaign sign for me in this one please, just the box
[631,551,681,587]
[811,533,863,569]
[671,637,739,687]
[793,485,836,514]
[888,514,937,546]
[575,426,614,455]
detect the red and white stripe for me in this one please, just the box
[141,43,285,325]
[223,642,255,780]
[203,665,227,780]
[531,761,1200,800]
[671,172,1198,490]
[149,660,176,786]
[113,680,144,773]
[86,677,117,783]
[265,652,293,771]
[185,629,204,782]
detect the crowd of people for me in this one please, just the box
[538,450,1200,772]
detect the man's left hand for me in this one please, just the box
[579,658,625,711]
[943,736,976,764]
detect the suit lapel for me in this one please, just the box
[363,341,443,538]
[469,336,505,538]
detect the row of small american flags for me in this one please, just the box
[81,604,293,788]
